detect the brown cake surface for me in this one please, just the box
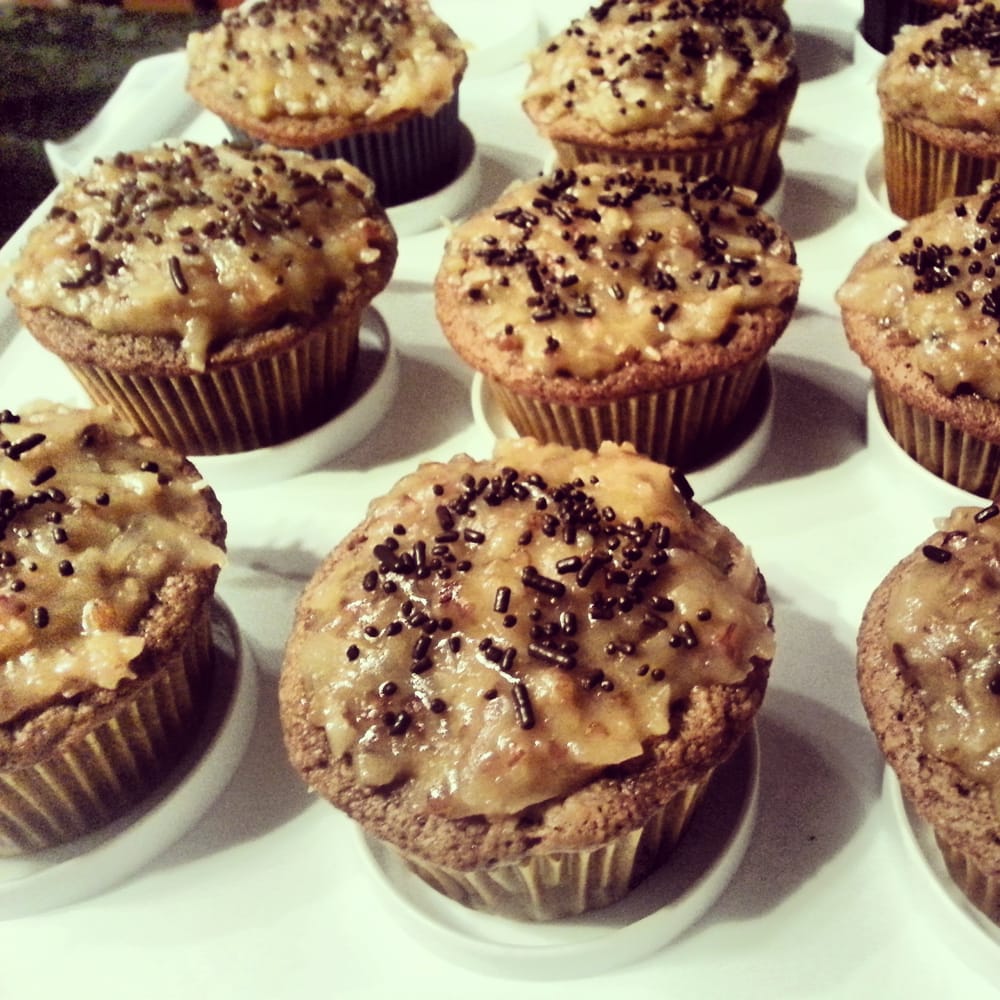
[0,402,226,770]
[857,502,1000,919]
[435,166,799,407]
[185,0,467,147]
[280,438,772,871]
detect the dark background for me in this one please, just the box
[0,2,222,245]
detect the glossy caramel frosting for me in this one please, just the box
[186,0,466,125]
[879,2,1000,132]
[8,142,395,371]
[436,166,800,381]
[524,0,795,141]
[0,404,224,725]
[837,182,1000,400]
[882,501,1000,818]
[286,438,773,819]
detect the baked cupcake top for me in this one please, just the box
[282,438,773,821]
[837,182,1000,401]
[0,403,225,729]
[878,1,1000,131]
[872,501,1000,819]
[186,0,467,134]
[523,0,796,142]
[7,142,397,371]
[435,166,800,385]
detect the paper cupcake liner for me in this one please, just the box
[489,360,766,470]
[882,117,1000,220]
[934,831,1000,926]
[861,0,955,54]
[63,314,361,456]
[873,380,1000,498]
[228,93,463,208]
[0,609,214,855]
[398,773,712,922]
[551,111,790,197]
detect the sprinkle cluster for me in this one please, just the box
[222,0,412,90]
[348,461,732,740]
[906,2,1000,69]
[466,168,776,348]
[46,144,350,295]
[545,0,789,118]
[890,182,1000,332]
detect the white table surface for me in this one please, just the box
[2,1,998,995]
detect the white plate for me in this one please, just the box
[883,769,1000,981]
[193,308,398,491]
[864,390,983,510]
[857,146,904,232]
[356,726,759,980]
[387,123,482,237]
[471,365,775,504]
[0,599,258,920]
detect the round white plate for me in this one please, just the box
[883,768,1000,981]
[857,146,904,231]
[471,365,775,504]
[864,390,984,510]
[194,308,398,491]
[356,726,759,980]
[0,599,258,920]
[387,123,482,237]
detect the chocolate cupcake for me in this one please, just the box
[522,0,798,197]
[878,1,1000,220]
[0,402,225,853]
[280,437,773,920]
[7,141,397,456]
[186,0,468,207]
[435,164,800,471]
[858,499,1000,924]
[837,181,1000,498]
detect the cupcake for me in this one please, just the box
[185,0,468,207]
[434,165,800,471]
[7,141,397,457]
[837,182,1000,498]
[522,0,798,197]
[861,0,958,57]
[878,1,1000,221]
[0,402,226,854]
[857,500,1000,925]
[280,437,773,920]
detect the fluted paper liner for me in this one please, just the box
[64,313,361,456]
[490,360,766,470]
[882,117,1000,221]
[552,110,790,197]
[228,93,463,208]
[397,773,712,921]
[0,609,214,855]
[874,380,1000,499]
[934,832,1000,926]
